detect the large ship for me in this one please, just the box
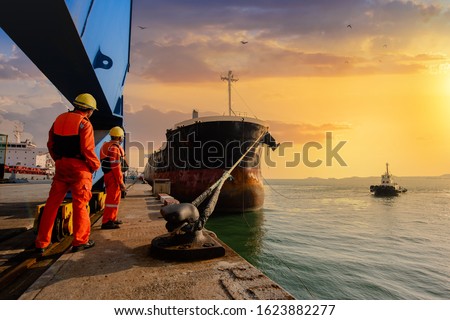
[0,126,54,181]
[144,71,278,212]
[370,163,407,197]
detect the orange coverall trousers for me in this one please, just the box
[35,158,92,248]
[101,172,122,224]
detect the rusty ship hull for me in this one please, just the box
[144,116,277,212]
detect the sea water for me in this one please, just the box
[207,177,450,300]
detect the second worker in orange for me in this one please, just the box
[100,126,127,229]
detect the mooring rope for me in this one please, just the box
[192,129,268,208]
[270,249,317,299]
[187,128,316,298]
[237,196,316,299]
[192,129,268,228]
[261,174,298,200]
[256,175,315,298]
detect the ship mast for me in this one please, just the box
[13,122,23,143]
[221,70,238,116]
[386,162,389,175]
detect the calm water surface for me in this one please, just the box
[207,177,450,299]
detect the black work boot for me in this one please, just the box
[72,240,95,252]
[101,220,120,229]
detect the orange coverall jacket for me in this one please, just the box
[35,110,100,248]
[100,140,125,223]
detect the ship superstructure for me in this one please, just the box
[144,71,278,212]
[370,163,407,196]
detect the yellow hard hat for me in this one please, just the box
[73,93,97,111]
[110,126,124,137]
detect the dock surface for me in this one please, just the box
[15,181,293,300]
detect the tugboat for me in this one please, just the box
[370,163,407,197]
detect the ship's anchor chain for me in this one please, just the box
[150,130,268,261]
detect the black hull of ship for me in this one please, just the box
[144,118,276,212]
[370,185,407,197]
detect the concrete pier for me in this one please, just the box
[13,182,293,300]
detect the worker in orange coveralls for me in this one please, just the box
[35,93,100,253]
[100,126,127,229]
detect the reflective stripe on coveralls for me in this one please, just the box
[101,141,125,224]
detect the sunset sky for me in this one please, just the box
[1,0,450,179]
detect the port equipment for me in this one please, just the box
[34,202,73,243]
[33,191,105,242]
[0,0,132,189]
[2,1,131,241]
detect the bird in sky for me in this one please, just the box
[241,41,248,44]
[347,24,352,29]
[383,44,388,48]
[138,26,147,30]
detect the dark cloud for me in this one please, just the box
[418,3,442,22]
[0,1,447,141]
[380,1,442,23]
[130,0,450,82]
[132,41,217,82]
[133,0,366,36]
[131,37,434,82]
[133,0,449,40]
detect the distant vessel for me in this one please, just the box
[370,163,407,196]
[0,125,54,181]
[144,71,278,212]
